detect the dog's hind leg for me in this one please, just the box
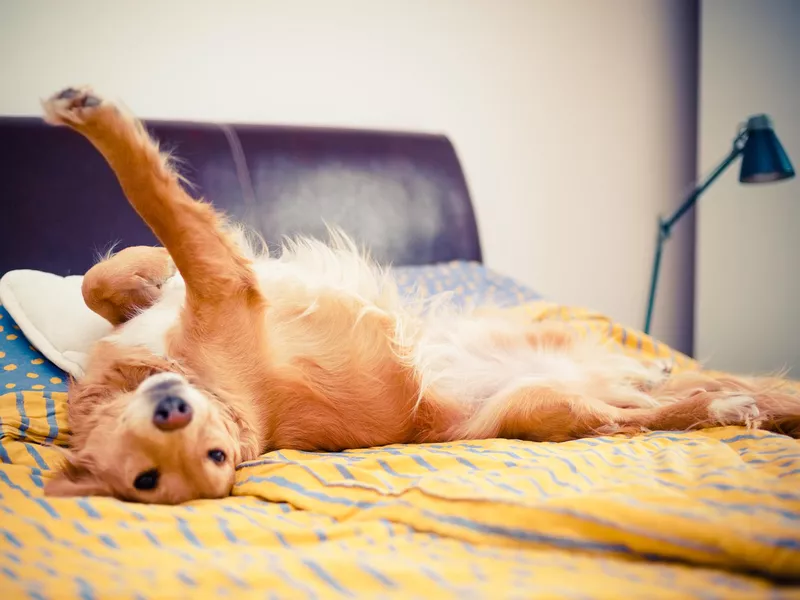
[449,381,789,443]
[449,386,631,442]
[649,371,800,438]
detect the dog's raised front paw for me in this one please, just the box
[42,86,104,126]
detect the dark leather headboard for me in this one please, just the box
[0,117,482,276]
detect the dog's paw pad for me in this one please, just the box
[710,395,761,426]
[43,86,104,125]
[56,88,81,100]
[82,95,102,107]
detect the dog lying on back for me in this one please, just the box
[41,86,800,505]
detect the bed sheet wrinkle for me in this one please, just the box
[1,265,800,598]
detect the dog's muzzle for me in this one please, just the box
[148,378,193,431]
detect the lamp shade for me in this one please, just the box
[739,114,795,183]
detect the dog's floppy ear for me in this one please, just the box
[44,453,111,498]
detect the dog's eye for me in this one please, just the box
[133,469,159,491]
[208,449,226,464]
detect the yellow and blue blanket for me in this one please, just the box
[1,263,799,598]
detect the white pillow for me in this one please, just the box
[0,270,112,378]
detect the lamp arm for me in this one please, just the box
[643,130,747,335]
[661,133,747,235]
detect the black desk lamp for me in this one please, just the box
[643,114,795,335]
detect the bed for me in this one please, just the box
[1,116,799,599]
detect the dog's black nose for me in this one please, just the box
[152,395,193,431]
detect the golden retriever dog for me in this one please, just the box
[40,86,800,505]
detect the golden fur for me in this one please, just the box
[40,86,800,505]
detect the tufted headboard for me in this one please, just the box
[0,117,482,276]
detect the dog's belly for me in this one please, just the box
[411,314,663,409]
[412,315,584,404]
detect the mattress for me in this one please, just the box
[1,262,799,599]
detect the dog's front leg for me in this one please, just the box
[42,87,260,313]
[42,87,269,359]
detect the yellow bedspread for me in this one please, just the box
[1,302,800,599]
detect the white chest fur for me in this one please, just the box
[104,275,186,356]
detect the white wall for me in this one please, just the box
[0,0,698,353]
[697,0,800,374]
